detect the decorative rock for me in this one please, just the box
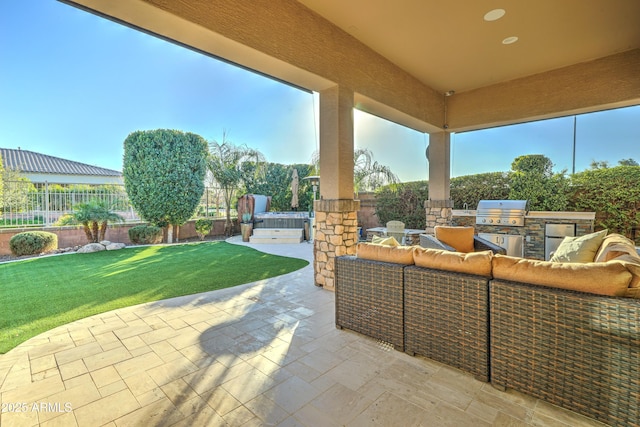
[100,240,112,246]
[106,243,126,251]
[77,243,106,253]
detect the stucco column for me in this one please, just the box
[319,85,355,199]
[425,131,453,233]
[314,85,359,290]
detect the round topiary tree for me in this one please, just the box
[123,129,209,243]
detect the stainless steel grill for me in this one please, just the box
[475,200,528,227]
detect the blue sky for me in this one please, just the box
[1,1,638,182]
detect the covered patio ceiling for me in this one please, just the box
[62,0,640,134]
[299,0,640,94]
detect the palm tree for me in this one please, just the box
[311,148,398,195]
[207,133,266,236]
[353,148,399,195]
[57,200,124,243]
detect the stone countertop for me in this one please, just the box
[452,210,595,220]
[367,227,425,234]
[525,211,595,220]
[452,210,477,217]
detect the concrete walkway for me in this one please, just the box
[0,237,604,426]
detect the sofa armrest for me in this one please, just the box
[419,234,455,251]
[421,233,506,255]
[474,235,507,255]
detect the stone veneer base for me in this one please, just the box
[313,199,360,290]
[424,199,454,234]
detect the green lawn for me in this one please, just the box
[0,241,308,354]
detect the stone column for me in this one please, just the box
[425,199,454,234]
[314,199,360,290]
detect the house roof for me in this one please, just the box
[0,148,122,177]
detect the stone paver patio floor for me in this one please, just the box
[0,237,606,426]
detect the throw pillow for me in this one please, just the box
[434,226,475,253]
[549,229,608,263]
[371,235,400,246]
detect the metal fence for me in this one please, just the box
[0,181,228,229]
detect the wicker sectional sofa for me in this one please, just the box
[334,235,640,427]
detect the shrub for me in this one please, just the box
[450,172,510,209]
[128,225,163,244]
[9,231,58,256]
[375,181,429,229]
[194,218,214,240]
[568,166,640,238]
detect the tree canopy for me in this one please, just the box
[207,135,266,236]
[242,162,314,212]
[123,129,208,242]
[311,147,398,195]
[508,154,569,211]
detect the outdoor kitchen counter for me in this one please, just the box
[366,227,424,245]
[525,211,595,220]
[452,210,595,220]
[452,210,476,216]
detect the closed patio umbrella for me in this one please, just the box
[290,169,299,210]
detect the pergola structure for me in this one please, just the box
[63,0,640,289]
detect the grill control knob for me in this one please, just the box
[511,220,516,225]
[496,219,501,224]
[489,219,493,223]
[482,219,486,223]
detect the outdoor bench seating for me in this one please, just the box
[335,231,640,426]
[335,256,405,351]
[490,279,640,427]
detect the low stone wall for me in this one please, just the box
[0,218,229,256]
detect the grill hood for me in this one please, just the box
[476,200,528,227]
[476,200,528,211]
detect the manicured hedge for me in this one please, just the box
[9,231,58,256]
[128,225,163,244]
[374,165,640,243]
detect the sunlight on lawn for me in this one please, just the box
[0,242,308,354]
[107,245,164,267]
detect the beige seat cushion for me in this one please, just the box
[356,242,415,265]
[594,233,640,263]
[549,229,608,263]
[434,226,475,253]
[371,235,400,246]
[413,247,492,277]
[492,254,632,297]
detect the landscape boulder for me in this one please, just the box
[77,243,106,254]
[106,243,126,251]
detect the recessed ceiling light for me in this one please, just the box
[502,36,519,45]
[484,9,506,21]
